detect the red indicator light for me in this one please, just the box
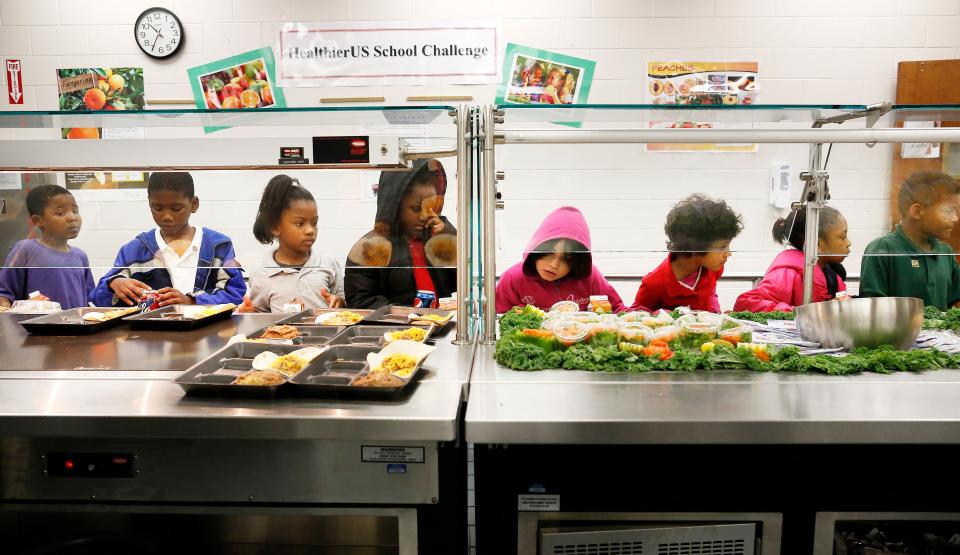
[64,460,74,470]
[112,457,128,465]
[351,139,366,148]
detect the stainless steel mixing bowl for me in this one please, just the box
[794,297,923,350]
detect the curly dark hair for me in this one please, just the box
[665,194,743,258]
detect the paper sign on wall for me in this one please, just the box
[901,121,941,159]
[277,21,500,87]
[646,61,759,152]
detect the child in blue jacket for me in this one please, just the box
[90,172,246,307]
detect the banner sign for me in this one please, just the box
[277,21,500,87]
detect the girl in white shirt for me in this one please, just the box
[243,175,344,313]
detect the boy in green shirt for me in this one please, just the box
[859,171,960,310]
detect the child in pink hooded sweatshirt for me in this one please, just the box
[734,205,851,312]
[495,206,626,313]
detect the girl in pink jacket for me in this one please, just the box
[495,206,626,313]
[734,205,851,312]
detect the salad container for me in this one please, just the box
[516,328,557,352]
[651,324,680,345]
[553,321,590,349]
[678,316,721,351]
[550,300,580,313]
[618,323,654,346]
[717,325,753,346]
[587,321,620,347]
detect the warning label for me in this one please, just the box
[518,494,560,512]
[361,445,425,464]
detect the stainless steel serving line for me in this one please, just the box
[0,313,474,554]
[466,343,960,555]
[465,344,960,445]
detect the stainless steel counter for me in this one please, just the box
[465,343,960,444]
[0,314,474,441]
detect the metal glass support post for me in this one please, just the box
[453,105,471,344]
[801,143,829,305]
[481,105,500,344]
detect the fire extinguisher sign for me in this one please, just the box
[6,59,23,105]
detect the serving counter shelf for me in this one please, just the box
[0,313,475,554]
[466,343,960,555]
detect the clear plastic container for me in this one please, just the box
[678,318,721,350]
[540,312,567,332]
[550,300,580,313]
[717,325,753,346]
[651,324,680,344]
[640,310,674,329]
[618,310,650,323]
[568,311,601,325]
[618,323,654,346]
[553,321,590,349]
[588,321,620,347]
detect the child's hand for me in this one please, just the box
[320,288,345,308]
[109,278,151,306]
[156,287,195,307]
[235,297,256,313]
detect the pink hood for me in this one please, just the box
[522,206,592,267]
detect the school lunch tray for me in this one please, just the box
[245,325,345,345]
[289,345,423,400]
[360,305,456,336]
[19,307,139,335]
[326,324,435,348]
[124,304,234,331]
[174,342,301,398]
[275,308,375,327]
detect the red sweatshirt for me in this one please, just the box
[632,256,722,313]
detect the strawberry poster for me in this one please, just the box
[645,61,758,152]
[187,47,287,133]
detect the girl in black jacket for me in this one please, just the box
[344,159,457,308]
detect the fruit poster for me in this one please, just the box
[187,46,286,133]
[57,66,148,192]
[645,61,758,152]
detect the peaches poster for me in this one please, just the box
[187,46,287,133]
[645,61,758,152]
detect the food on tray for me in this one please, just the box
[517,328,556,352]
[260,325,300,339]
[550,300,580,313]
[376,353,418,378]
[408,311,454,325]
[251,347,321,376]
[316,311,363,326]
[425,233,457,267]
[387,327,429,343]
[353,370,405,387]
[589,295,613,314]
[554,321,589,348]
[233,370,285,386]
[81,307,137,322]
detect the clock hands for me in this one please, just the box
[150,32,163,52]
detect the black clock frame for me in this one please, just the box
[134,7,185,59]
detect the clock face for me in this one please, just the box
[135,8,183,59]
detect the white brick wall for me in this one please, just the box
[1,0,958,309]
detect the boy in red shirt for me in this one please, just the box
[633,194,743,313]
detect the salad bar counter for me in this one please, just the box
[466,305,960,555]
[0,312,472,555]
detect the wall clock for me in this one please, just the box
[135,7,184,59]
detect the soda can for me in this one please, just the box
[138,290,161,312]
[413,289,437,309]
